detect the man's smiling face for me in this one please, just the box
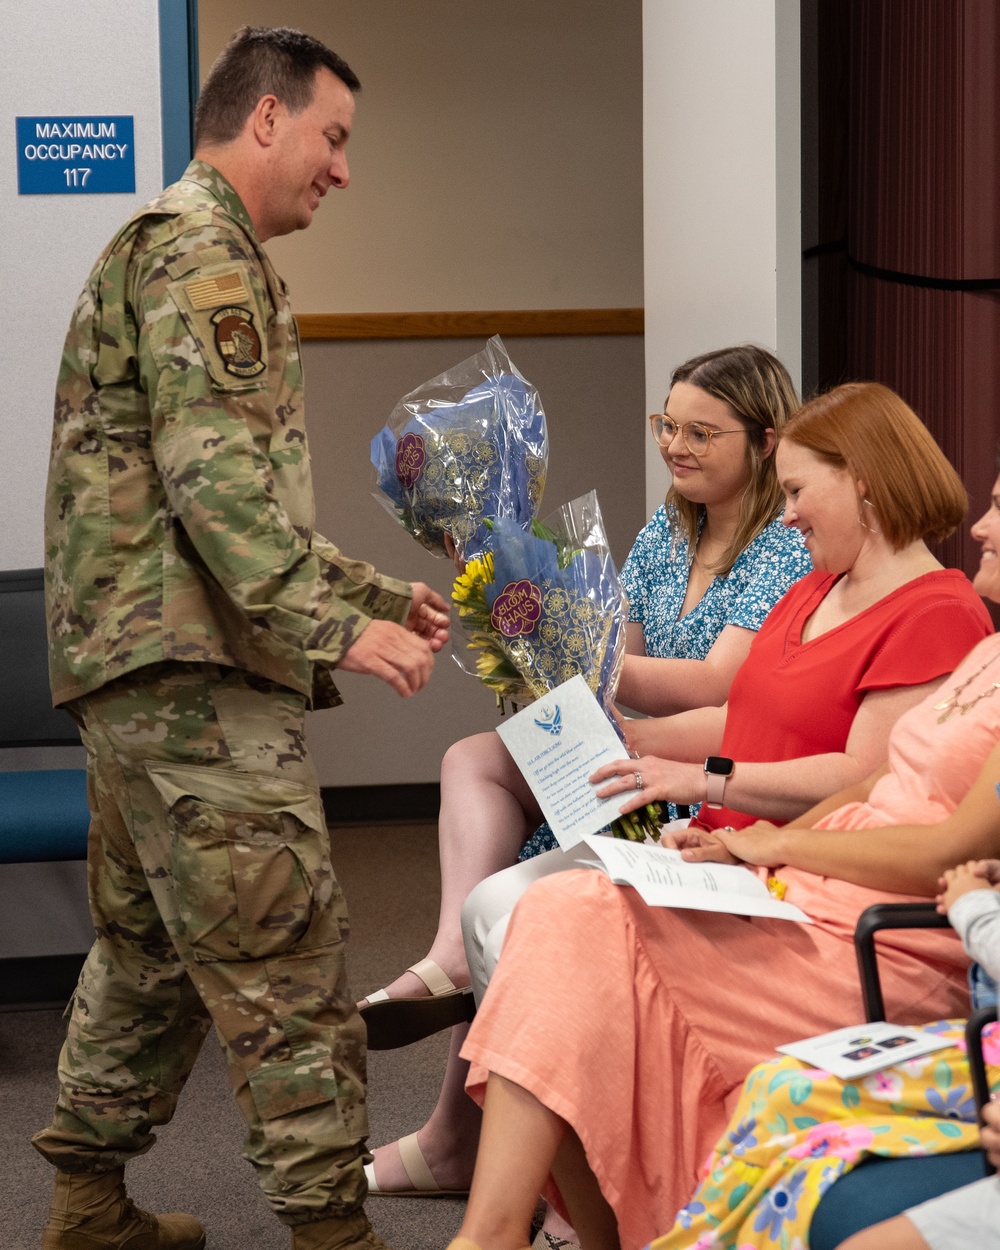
[264,66,354,238]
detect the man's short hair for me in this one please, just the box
[195,26,361,148]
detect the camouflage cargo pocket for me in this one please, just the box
[146,763,346,963]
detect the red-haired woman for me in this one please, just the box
[449,384,995,1250]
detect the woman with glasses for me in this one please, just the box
[362,345,812,1199]
[449,383,993,1250]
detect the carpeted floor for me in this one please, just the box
[0,821,468,1250]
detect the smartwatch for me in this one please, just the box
[703,756,734,809]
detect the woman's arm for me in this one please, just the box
[783,763,890,828]
[624,621,647,657]
[702,738,1000,896]
[620,704,728,763]
[594,679,940,822]
[616,624,757,716]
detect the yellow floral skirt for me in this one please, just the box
[652,1021,999,1250]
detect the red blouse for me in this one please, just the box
[697,568,994,831]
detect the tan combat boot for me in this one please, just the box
[41,1168,206,1250]
[291,1210,393,1250]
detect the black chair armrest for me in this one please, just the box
[854,902,950,1022]
[966,1004,998,1177]
[855,904,996,1175]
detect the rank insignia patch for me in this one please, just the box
[211,306,265,378]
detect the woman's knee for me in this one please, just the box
[440,731,514,793]
[510,868,622,937]
[461,870,517,957]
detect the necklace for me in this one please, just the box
[934,654,1000,723]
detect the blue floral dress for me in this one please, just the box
[519,509,811,858]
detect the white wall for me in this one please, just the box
[0,0,165,571]
[642,0,801,515]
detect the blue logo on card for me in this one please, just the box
[534,704,562,736]
[16,116,135,195]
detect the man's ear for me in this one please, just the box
[250,95,281,148]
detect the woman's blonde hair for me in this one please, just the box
[666,344,799,576]
[781,382,967,548]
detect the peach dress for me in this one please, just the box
[461,632,1000,1250]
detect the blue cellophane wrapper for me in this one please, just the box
[370,335,548,560]
[455,490,627,720]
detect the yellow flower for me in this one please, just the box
[452,552,494,605]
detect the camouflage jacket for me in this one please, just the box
[45,160,411,708]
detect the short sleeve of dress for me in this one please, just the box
[857,593,994,692]
[723,519,812,634]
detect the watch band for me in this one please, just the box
[703,756,735,810]
[705,770,728,809]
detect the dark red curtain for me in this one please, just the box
[813,0,1000,578]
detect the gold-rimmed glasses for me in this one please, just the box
[648,414,747,456]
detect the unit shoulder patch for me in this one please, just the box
[211,306,265,378]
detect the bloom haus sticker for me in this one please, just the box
[490,579,542,637]
[394,432,427,488]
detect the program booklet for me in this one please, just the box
[581,835,811,924]
[776,1021,955,1079]
[495,674,635,848]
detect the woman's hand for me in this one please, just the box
[674,820,786,868]
[936,859,1000,913]
[443,533,466,574]
[620,717,666,758]
[972,859,1000,886]
[665,827,742,865]
[589,755,704,815]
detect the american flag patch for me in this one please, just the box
[185,271,250,309]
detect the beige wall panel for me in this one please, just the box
[198,0,643,313]
[299,335,646,786]
[642,0,802,515]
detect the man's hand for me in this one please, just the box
[982,1098,1000,1171]
[936,859,1000,913]
[406,582,450,652]
[337,620,435,696]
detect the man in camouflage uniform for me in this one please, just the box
[36,27,450,1250]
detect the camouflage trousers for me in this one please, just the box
[32,662,369,1226]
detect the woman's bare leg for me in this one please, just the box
[368,1023,481,1191]
[361,732,542,1003]
[539,1203,581,1245]
[549,1130,618,1250]
[453,1074,618,1250]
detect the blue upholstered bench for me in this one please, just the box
[1,569,92,1005]
[0,769,90,863]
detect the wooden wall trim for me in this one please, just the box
[295,308,644,340]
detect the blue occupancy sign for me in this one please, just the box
[16,116,135,195]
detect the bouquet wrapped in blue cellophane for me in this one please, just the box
[370,335,547,561]
[452,491,662,841]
